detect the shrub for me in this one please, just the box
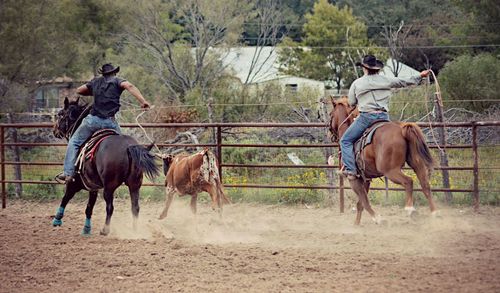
[439,53,500,111]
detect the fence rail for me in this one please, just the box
[1,121,499,211]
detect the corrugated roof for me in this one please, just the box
[222,47,420,84]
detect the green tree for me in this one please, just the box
[336,0,498,72]
[122,0,251,103]
[278,0,375,92]
[0,0,128,112]
[69,0,126,75]
[439,53,500,111]
[0,0,82,111]
[452,0,500,55]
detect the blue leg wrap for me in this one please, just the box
[52,207,65,226]
[81,218,91,235]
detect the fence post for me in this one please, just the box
[216,126,223,181]
[434,93,453,203]
[338,148,344,213]
[472,122,479,212]
[1,126,6,209]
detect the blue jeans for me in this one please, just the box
[340,112,389,173]
[63,114,121,176]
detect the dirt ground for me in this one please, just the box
[0,198,499,293]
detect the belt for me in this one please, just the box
[361,109,387,113]
[90,114,116,120]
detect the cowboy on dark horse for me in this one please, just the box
[55,63,151,183]
[338,55,431,180]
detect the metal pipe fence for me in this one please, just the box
[1,121,499,211]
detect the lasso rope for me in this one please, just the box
[423,70,445,154]
[135,105,162,154]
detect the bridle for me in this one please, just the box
[55,103,91,140]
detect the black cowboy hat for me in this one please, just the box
[98,63,120,75]
[355,55,384,70]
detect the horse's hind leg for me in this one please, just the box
[128,185,140,231]
[413,166,437,213]
[52,182,81,226]
[100,186,118,236]
[82,191,98,235]
[385,169,415,216]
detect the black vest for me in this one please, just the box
[86,76,126,118]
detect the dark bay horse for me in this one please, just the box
[329,97,437,225]
[52,97,160,235]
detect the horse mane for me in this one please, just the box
[334,96,350,108]
[65,97,91,138]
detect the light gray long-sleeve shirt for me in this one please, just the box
[348,74,423,112]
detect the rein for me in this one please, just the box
[330,105,357,142]
[66,104,92,140]
[338,107,357,131]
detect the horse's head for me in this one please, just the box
[53,97,87,140]
[328,96,358,142]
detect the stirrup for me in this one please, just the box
[55,173,74,184]
[336,170,360,179]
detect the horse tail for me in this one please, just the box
[127,143,160,180]
[202,149,231,205]
[401,123,434,174]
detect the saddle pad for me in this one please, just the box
[363,120,389,146]
[354,120,390,179]
[82,129,119,161]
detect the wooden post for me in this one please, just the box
[338,149,344,213]
[6,113,22,198]
[472,122,479,211]
[1,126,6,209]
[384,176,389,205]
[320,97,336,205]
[434,92,453,203]
[216,126,222,181]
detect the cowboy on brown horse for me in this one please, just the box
[338,55,431,180]
[329,55,438,224]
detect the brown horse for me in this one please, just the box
[329,97,437,224]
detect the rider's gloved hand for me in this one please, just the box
[141,101,151,110]
[420,70,431,78]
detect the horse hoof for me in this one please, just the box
[82,226,91,236]
[52,218,63,226]
[431,210,441,218]
[372,215,387,225]
[100,227,110,236]
[404,206,417,216]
